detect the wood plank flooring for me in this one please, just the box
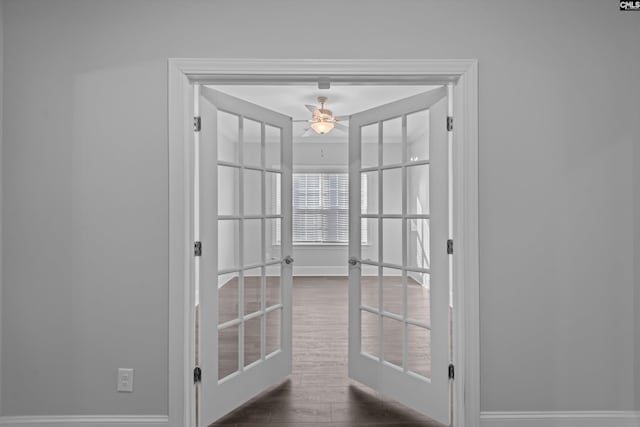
[210,276,446,427]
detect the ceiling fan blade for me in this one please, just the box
[305,104,318,113]
[293,119,311,122]
[334,123,349,132]
[334,115,350,121]
[301,128,313,137]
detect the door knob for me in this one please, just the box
[348,256,360,266]
[284,255,294,265]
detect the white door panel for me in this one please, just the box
[348,86,450,425]
[198,86,293,426]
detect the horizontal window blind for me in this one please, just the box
[276,173,367,244]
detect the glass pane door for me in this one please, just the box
[348,87,450,425]
[198,86,292,426]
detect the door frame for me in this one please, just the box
[168,58,479,427]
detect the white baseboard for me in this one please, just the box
[481,411,640,427]
[292,266,347,276]
[292,266,402,276]
[0,415,169,427]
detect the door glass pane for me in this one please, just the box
[407,164,430,215]
[265,218,281,262]
[407,273,430,326]
[361,171,378,214]
[243,219,262,266]
[382,168,402,215]
[361,310,379,359]
[361,217,378,263]
[265,125,281,170]
[218,110,239,164]
[244,169,262,216]
[244,315,262,367]
[218,166,240,216]
[381,218,402,266]
[243,118,262,168]
[243,268,262,316]
[218,220,240,271]
[265,309,281,355]
[218,273,239,323]
[382,316,403,369]
[406,218,430,270]
[218,324,239,380]
[266,264,281,307]
[265,172,281,215]
[361,263,379,280]
[360,273,378,310]
[407,324,431,379]
[407,109,429,162]
[382,268,403,316]
[382,117,403,165]
[361,123,379,168]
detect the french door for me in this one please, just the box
[197,86,293,426]
[348,87,451,425]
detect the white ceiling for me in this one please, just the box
[206,84,441,143]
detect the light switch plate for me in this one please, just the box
[117,368,134,392]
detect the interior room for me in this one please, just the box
[204,83,446,425]
[0,2,638,427]
[211,84,435,278]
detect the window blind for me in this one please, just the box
[276,173,367,244]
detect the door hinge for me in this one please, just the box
[448,363,455,380]
[194,241,202,257]
[194,116,201,132]
[447,116,453,132]
[194,366,202,383]
[447,239,453,255]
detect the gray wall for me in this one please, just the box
[636,119,640,410]
[1,0,639,417]
[0,0,3,417]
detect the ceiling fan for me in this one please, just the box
[294,96,349,136]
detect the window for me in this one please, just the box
[275,172,367,244]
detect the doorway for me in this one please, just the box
[170,59,473,425]
[212,276,444,425]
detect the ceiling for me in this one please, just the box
[206,84,441,143]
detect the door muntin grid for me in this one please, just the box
[217,111,284,381]
[357,110,433,381]
[199,86,293,426]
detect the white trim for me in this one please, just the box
[168,58,479,427]
[292,266,348,276]
[453,60,480,427]
[171,58,475,82]
[0,415,169,427]
[480,411,640,427]
[0,0,4,415]
[293,165,348,173]
[167,60,195,427]
[291,267,402,276]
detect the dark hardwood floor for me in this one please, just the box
[210,276,446,427]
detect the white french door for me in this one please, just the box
[348,87,451,425]
[197,86,293,426]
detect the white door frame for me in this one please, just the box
[168,58,479,427]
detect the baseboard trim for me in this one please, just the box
[292,266,347,276]
[0,415,169,427]
[292,266,399,276]
[480,411,640,427]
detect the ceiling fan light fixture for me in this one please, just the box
[310,120,335,134]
